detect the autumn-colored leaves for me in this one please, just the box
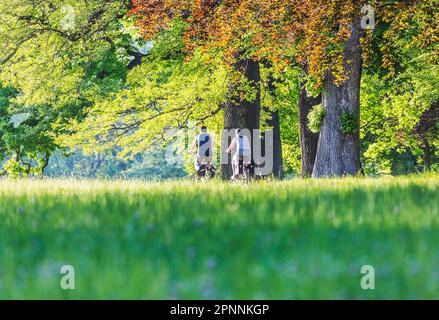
[130,1,435,89]
[130,1,369,86]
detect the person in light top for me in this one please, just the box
[227,128,251,179]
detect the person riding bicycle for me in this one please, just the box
[227,128,251,180]
[189,125,213,173]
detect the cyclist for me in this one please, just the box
[189,125,213,173]
[227,128,251,179]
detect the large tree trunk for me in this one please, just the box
[298,82,321,177]
[221,59,261,179]
[263,107,284,179]
[312,20,363,178]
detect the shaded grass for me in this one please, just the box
[0,175,438,299]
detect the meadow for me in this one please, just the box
[0,175,438,299]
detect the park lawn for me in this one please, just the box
[0,175,438,299]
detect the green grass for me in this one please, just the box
[0,175,438,299]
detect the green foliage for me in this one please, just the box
[307,104,326,133]
[0,86,57,176]
[1,176,439,298]
[260,65,302,175]
[340,111,360,135]
[0,1,136,176]
[360,53,439,175]
[0,0,130,106]
[359,3,439,175]
[60,22,228,158]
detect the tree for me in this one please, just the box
[360,0,439,174]
[312,18,364,177]
[298,85,321,178]
[0,0,134,175]
[0,86,57,176]
[221,59,261,178]
[284,0,437,177]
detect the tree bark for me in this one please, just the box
[221,59,261,179]
[264,107,284,179]
[298,83,321,177]
[312,20,363,178]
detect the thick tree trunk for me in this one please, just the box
[312,20,363,178]
[263,108,284,179]
[298,83,321,177]
[221,59,261,179]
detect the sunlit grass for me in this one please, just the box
[0,175,438,299]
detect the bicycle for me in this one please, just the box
[231,157,252,182]
[195,161,216,180]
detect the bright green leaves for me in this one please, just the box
[0,1,132,176]
[0,85,57,176]
[307,104,326,134]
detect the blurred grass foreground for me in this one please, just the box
[0,175,438,299]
